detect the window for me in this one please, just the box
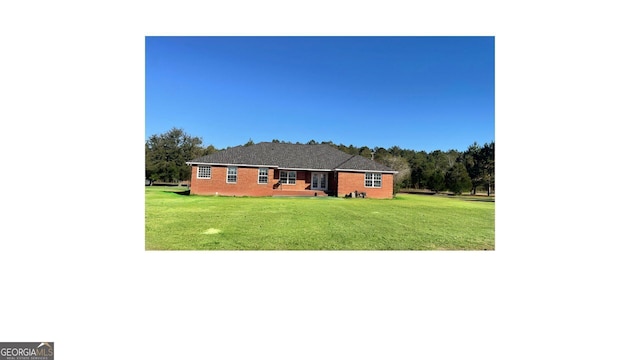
[197,165,211,179]
[258,168,269,184]
[227,167,237,183]
[279,170,296,185]
[365,173,382,188]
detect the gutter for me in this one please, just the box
[334,168,398,174]
[186,162,397,174]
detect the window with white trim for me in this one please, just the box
[258,168,269,184]
[365,172,382,188]
[227,167,237,183]
[279,170,296,185]
[197,165,211,179]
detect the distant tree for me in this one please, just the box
[463,141,494,195]
[332,143,358,155]
[244,138,255,146]
[272,139,281,143]
[307,139,318,145]
[373,147,389,159]
[359,146,372,159]
[445,162,472,194]
[377,155,411,193]
[347,144,357,155]
[427,170,446,193]
[145,128,203,183]
[389,145,402,157]
[199,145,217,156]
[463,142,483,195]
[480,142,495,195]
[408,151,429,188]
[444,150,460,168]
[429,150,453,173]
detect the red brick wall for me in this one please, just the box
[190,165,276,196]
[336,172,394,199]
[274,170,311,192]
[190,166,393,198]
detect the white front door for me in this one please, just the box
[311,172,328,190]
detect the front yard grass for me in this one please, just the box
[145,186,494,250]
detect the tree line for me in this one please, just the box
[146,128,495,195]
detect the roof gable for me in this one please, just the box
[188,142,395,172]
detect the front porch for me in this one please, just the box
[273,170,335,196]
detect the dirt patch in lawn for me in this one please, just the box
[203,228,222,234]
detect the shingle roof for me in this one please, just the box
[187,142,396,173]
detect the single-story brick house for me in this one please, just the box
[186,142,397,198]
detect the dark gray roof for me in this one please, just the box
[188,142,396,173]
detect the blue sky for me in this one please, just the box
[145,36,494,152]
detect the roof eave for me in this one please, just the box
[334,168,398,174]
[278,167,334,172]
[186,162,397,174]
[186,161,279,168]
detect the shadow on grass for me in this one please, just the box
[163,189,191,196]
[459,197,495,203]
[399,191,495,203]
[398,190,437,195]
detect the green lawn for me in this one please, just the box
[145,186,495,250]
